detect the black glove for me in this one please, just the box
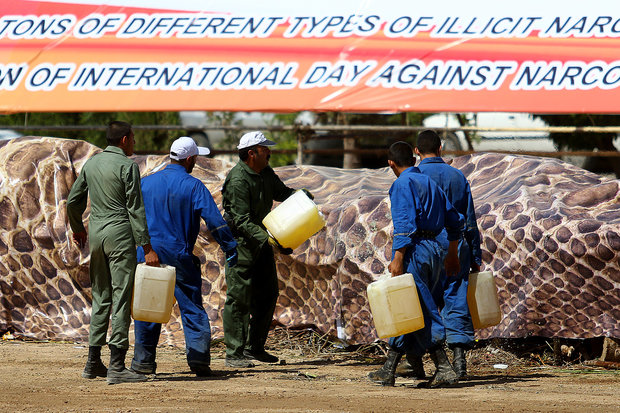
[268,237,294,255]
[301,188,314,200]
[225,249,238,268]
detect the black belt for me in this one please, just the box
[411,230,439,239]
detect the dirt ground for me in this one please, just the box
[1,331,619,413]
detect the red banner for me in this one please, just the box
[1,1,619,113]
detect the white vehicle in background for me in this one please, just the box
[0,129,22,141]
[422,112,555,153]
[178,111,234,150]
[178,111,315,152]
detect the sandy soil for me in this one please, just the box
[1,335,619,413]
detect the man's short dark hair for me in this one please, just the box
[416,129,442,155]
[238,145,256,161]
[106,121,132,146]
[388,141,415,167]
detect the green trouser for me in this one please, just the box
[223,242,279,358]
[88,220,137,349]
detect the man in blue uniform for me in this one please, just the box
[414,130,482,378]
[368,141,463,388]
[130,136,238,377]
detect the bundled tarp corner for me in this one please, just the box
[0,0,619,113]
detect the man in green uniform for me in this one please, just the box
[222,131,312,368]
[67,121,160,385]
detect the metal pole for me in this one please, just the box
[296,128,303,166]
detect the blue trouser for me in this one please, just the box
[388,239,446,356]
[441,238,475,349]
[132,244,212,372]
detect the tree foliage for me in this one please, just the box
[0,112,180,152]
[534,114,620,177]
[534,114,620,151]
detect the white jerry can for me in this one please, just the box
[262,190,325,250]
[467,271,502,329]
[367,273,425,339]
[132,263,176,324]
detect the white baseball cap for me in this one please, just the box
[237,131,276,150]
[170,136,210,160]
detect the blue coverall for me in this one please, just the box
[131,164,237,373]
[387,166,464,356]
[418,157,482,349]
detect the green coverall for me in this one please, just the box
[66,146,151,349]
[221,160,295,358]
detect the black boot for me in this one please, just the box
[404,352,427,379]
[452,346,467,379]
[107,345,147,385]
[188,348,212,376]
[243,348,279,363]
[426,346,458,388]
[82,345,107,379]
[130,343,157,375]
[368,349,402,386]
